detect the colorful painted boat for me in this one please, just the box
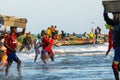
[56,38,105,46]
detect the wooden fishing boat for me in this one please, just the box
[55,37,105,46]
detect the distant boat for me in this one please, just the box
[56,38,105,46]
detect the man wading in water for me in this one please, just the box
[4,27,25,76]
[103,6,120,80]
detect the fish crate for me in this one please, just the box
[2,16,27,28]
[3,20,27,28]
[102,0,120,13]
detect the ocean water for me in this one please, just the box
[0,42,115,80]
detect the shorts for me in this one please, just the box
[114,47,120,62]
[44,50,54,61]
[41,49,49,59]
[7,52,19,62]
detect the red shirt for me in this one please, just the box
[5,34,17,54]
[42,37,49,51]
[109,29,113,49]
[48,38,54,54]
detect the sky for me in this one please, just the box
[0,0,109,34]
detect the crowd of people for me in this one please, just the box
[82,26,102,44]
[0,10,119,79]
[0,25,105,70]
[84,27,101,37]
[0,23,114,79]
[0,25,60,77]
